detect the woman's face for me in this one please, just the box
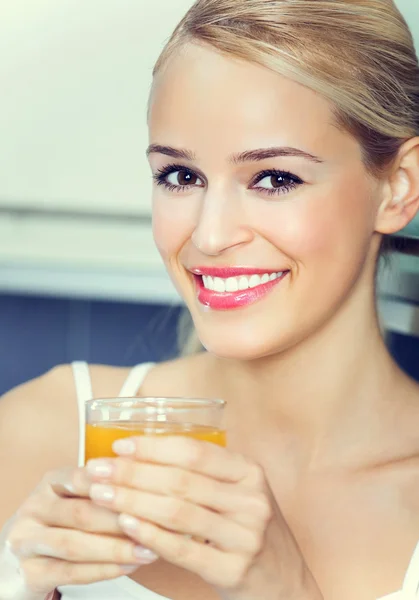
[147,43,381,359]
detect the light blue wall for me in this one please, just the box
[396,0,419,52]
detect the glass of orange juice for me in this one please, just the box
[85,397,226,462]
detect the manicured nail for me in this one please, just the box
[113,439,136,455]
[121,564,138,573]
[61,481,77,495]
[86,459,113,478]
[90,483,115,503]
[134,546,158,563]
[119,514,138,533]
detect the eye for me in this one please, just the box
[251,169,303,196]
[153,164,204,192]
[167,170,201,187]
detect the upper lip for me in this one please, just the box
[189,267,288,277]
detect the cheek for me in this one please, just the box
[257,179,375,266]
[152,196,196,262]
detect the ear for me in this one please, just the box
[375,137,419,235]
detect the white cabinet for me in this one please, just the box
[0,0,195,216]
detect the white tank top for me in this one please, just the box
[59,361,169,600]
[58,362,419,600]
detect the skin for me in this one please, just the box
[150,46,380,362]
[2,41,419,600]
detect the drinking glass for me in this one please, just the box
[85,396,226,462]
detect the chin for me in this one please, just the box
[192,319,297,361]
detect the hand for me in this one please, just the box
[87,437,323,600]
[2,467,158,598]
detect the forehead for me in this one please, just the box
[148,43,357,161]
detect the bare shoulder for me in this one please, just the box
[0,362,136,461]
[0,362,134,525]
[0,366,75,524]
[0,364,79,459]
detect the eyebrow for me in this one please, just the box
[231,147,323,164]
[146,145,195,161]
[146,144,323,164]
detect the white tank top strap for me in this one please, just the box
[401,540,419,598]
[72,361,155,467]
[118,362,155,397]
[71,361,94,404]
[72,361,94,467]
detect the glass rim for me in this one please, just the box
[86,396,226,409]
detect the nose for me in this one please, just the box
[191,187,253,256]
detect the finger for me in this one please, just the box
[42,497,122,535]
[112,436,250,483]
[22,556,138,591]
[48,467,92,499]
[13,526,158,566]
[87,458,233,507]
[90,485,259,553]
[87,458,271,529]
[21,469,119,535]
[114,516,244,588]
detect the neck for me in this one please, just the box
[217,279,402,467]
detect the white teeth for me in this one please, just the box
[238,276,249,290]
[202,275,214,290]
[213,277,226,293]
[249,274,261,288]
[225,277,239,292]
[202,271,285,293]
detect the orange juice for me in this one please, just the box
[85,421,227,461]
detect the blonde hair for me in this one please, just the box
[152,0,419,353]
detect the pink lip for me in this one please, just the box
[192,270,289,311]
[191,267,281,278]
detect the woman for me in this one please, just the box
[1,0,419,598]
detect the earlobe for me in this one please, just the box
[375,138,419,235]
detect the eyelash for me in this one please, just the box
[153,163,304,197]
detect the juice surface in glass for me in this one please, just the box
[85,421,227,461]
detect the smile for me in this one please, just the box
[190,268,289,310]
[202,271,284,292]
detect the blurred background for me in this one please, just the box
[0,0,418,395]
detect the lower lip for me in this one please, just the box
[194,272,289,310]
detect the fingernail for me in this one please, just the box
[113,439,136,455]
[134,546,158,563]
[90,483,115,503]
[119,514,138,533]
[61,481,77,495]
[86,459,113,478]
[121,564,138,573]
